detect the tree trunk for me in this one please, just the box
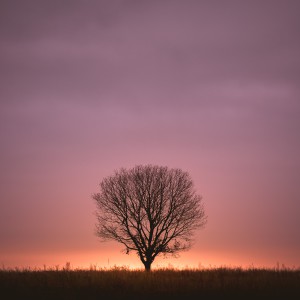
[144,260,152,272]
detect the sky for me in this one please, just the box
[0,0,300,270]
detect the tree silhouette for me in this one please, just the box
[93,165,207,271]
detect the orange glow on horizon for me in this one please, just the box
[2,248,298,271]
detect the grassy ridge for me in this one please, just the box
[1,267,300,299]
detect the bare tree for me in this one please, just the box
[93,165,207,271]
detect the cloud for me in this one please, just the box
[1,0,299,109]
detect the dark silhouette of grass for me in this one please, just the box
[1,265,300,299]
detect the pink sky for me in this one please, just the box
[1,0,300,270]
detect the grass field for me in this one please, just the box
[1,265,299,299]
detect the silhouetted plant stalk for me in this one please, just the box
[1,265,300,299]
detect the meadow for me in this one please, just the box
[1,264,300,299]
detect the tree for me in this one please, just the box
[92,165,207,271]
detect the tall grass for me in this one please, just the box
[1,264,299,299]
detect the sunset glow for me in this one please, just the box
[1,0,300,271]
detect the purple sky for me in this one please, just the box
[1,0,300,269]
